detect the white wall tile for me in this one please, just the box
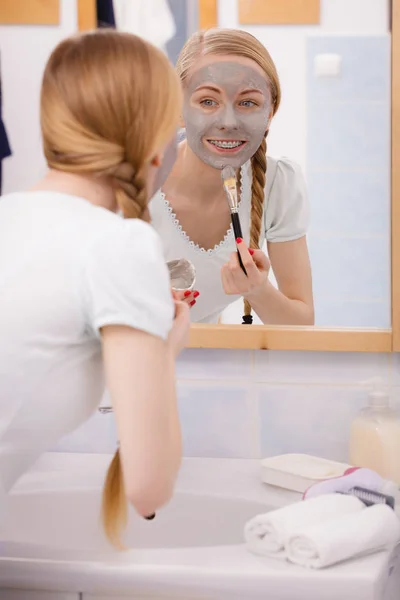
[0,592,77,600]
[84,597,206,600]
[254,350,391,384]
[257,384,366,463]
[55,380,259,458]
[54,351,394,461]
[55,411,117,454]
[176,348,253,381]
[177,382,259,458]
[83,597,150,600]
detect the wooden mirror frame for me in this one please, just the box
[193,0,400,353]
[77,0,399,353]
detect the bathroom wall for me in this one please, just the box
[55,350,400,464]
[306,35,391,328]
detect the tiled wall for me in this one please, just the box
[307,35,391,328]
[55,349,400,464]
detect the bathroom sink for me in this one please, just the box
[0,453,398,600]
[4,488,269,553]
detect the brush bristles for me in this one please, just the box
[221,166,238,211]
[223,177,236,190]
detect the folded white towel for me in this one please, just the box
[244,494,364,559]
[286,504,400,569]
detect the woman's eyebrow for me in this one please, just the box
[193,84,221,94]
[238,87,264,95]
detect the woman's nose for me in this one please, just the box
[216,105,238,130]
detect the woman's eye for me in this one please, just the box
[240,100,257,108]
[200,99,217,107]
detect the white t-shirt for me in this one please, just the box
[149,156,310,323]
[0,191,174,494]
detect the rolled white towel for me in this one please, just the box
[244,494,364,559]
[286,504,400,569]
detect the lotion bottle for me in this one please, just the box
[349,378,400,485]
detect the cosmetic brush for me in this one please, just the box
[221,165,246,274]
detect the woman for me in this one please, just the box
[0,30,189,547]
[150,29,314,325]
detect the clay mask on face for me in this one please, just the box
[183,62,272,169]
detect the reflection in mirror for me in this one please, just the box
[122,1,392,330]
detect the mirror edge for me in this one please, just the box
[392,0,400,352]
[189,325,392,353]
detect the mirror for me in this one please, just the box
[120,0,391,331]
[1,0,395,353]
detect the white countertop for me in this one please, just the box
[0,453,398,600]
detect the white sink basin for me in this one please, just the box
[0,453,398,600]
[4,488,269,553]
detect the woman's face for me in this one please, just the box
[183,55,272,170]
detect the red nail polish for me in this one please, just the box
[249,249,255,256]
[190,300,196,307]
[193,291,200,298]
[236,237,243,244]
[184,291,191,297]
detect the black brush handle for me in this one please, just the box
[231,212,247,275]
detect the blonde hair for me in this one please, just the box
[41,30,181,547]
[176,29,281,322]
[41,29,181,221]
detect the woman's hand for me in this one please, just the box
[221,238,270,297]
[167,300,190,357]
[172,289,199,308]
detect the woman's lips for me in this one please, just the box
[205,139,248,154]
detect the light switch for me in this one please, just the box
[314,53,342,77]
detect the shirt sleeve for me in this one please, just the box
[265,157,310,243]
[84,218,174,340]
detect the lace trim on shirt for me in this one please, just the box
[161,165,247,255]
